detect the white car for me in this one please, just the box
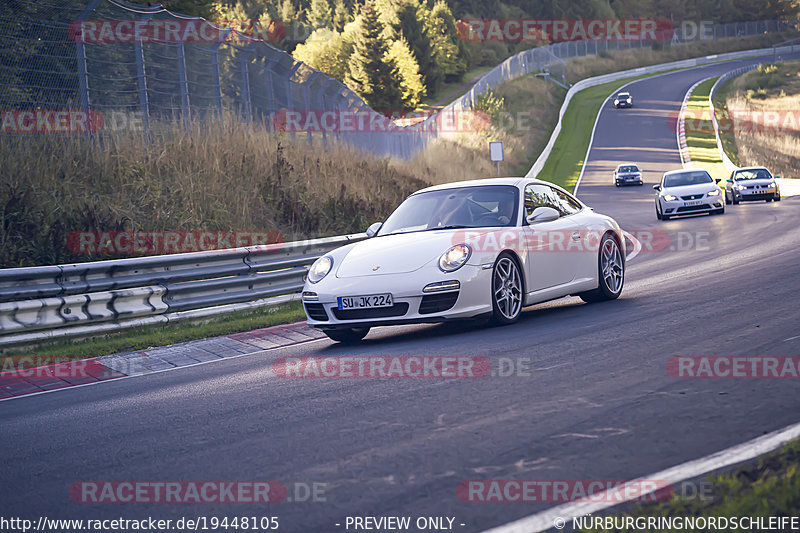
[725,166,781,204]
[654,169,724,220]
[302,178,626,343]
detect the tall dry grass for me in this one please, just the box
[722,60,800,177]
[0,114,429,267]
[4,33,796,267]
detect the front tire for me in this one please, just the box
[580,234,624,303]
[775,193,781,202]
[324,327,370,343]
[490,253,523,325]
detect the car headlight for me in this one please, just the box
[736,184,746,190]
[614,100,619,105]
[308,256,333,284]
[627,97,632,102]
[662,194,679,202]
[707,189,720,196]
[438,244,471,273]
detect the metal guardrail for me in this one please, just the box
[0,233,367,346]
[709,64,762,172]
[3,45,798,349]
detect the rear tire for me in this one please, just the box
[324,327,370,343]
[580,234,624,303]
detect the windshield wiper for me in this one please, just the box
[424,224,471,232]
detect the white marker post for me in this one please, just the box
[489,141,504,177]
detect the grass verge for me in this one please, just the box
[579,438,800,532]
[537,70,680,191]
[0,301,306,368]
[684,76,730,181]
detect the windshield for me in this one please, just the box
[734,169,772,180]
[663,171,713,188]
[617,93,630,98]
[619,165,639,173]
[378,185,520,236]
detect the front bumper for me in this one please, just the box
[659,196,724,216]
[302,265,494,329]
[616,176,643,185]
[736,187,778,201]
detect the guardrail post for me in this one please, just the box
[239,45,253,123]
[176,42,191,126]
[211,36,228,115]
[74,0,102,139]
[303,71,317,147]
[286,62,301,140]
[134,13,153,137]
[262,55,279,130]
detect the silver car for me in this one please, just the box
[613,163,643,187]
[654,169,725,220]
[725,166,781,204]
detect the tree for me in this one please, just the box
[308,0,333,29]
[427,0,467,83]
[279,0,298,22]
[333,0,352,32]
[386,37,426,109]
[293,26,354,80]
[345,0,403,110]
[390,0,440,93]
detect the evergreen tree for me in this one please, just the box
[386,37,426,109]
[279,0,297,21]
[308,0,333,29]
[333,0,351,32]
[427,0,467,83]
[391,0,440,93]
[345,0,403,111]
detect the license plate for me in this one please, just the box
[337,294,393,310]
[684,200,702,207]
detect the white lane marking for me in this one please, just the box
[622,230,642,262]
[481,421,800,533]
[574,70,687,195]
[784,335,800,342]
[677,77,714,168]
[0,336,330,404]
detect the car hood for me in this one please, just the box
[662,183,719,196]
[335,229,488,278]
[735,179,775,187]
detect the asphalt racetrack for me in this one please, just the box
[2,56,799,533]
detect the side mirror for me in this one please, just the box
[526,206,560,224]
[715,179,722,184]
[653,184,661,191]
[366,222,382,237]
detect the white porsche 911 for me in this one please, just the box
[302,178,626,342]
